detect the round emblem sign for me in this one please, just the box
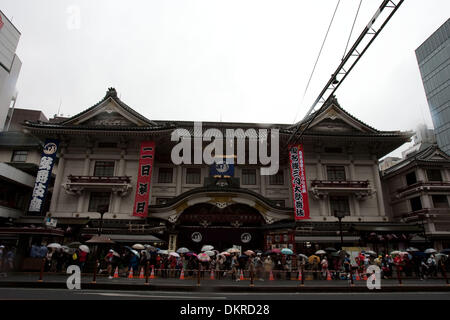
[241,233,251,243]
[191,232,202,243]
[43,142,57,155]
[216,163,229,173]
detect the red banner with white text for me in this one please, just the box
[133,141,155,218]
[289,144,310,220]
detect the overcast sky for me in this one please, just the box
[2,0,449,157]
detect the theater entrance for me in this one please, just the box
[175,203,265,252]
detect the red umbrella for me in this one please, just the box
[271,248,281,254]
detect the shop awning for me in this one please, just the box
[351,225,423,232]
[0,227,64,237]
[88,234,165,243]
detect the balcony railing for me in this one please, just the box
[396,181,450,195]
[63,175,132,196]
[309,180,373,200]
[398,208,450,223]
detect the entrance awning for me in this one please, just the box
[0,227,65,237]
[295,236,360,243]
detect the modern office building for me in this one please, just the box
[0,10,22,131]
[415,18,450,155]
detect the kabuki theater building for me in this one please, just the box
[22,88,419,254]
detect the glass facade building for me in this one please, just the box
[415,18,450,155]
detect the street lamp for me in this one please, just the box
[97,205,108,236]
[334,210,346,250]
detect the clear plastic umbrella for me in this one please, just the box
[169,252,180,258]
[176,247,190,254]
[47,243,62,249]
[79,245,90,253]
[204,250,215,257]
[201,245,214,252]
[132,244,145,250]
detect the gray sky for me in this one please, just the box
[2,0,449,157]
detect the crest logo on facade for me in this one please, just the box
[191,232,202,243]
[241,233,251,243]
[216,163,229,173]
[43,142,58,155]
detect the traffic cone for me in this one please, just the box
[355,269,361,281]
[128,267,134,279]
[240,270,244,281]
[180,268,185,280]
[298,271,302,281]
[139,267,145,279]
[210,269,215,280]
[150,266,155,279]
[363,269,368,281]
[113,266,119,278]
[327,270,332,281]
[269,270,274,281]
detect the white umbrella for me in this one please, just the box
[130,249,140,257]
[132,244,145,250]
[227,248,240,253]
[298,254,308,260]
[79,245,90,253]
[425,248,437,254]
[201,245,214,252]
[61,245,70,253]
[390,250,401,256]
[315,250,326,255]
[47,243,62,249]
[204,250,215,257]
[176,247,190,254]
[159,250,169,255]
[169,252,180,258]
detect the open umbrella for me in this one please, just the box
[406,247,420,252]
[238,254,249,260]
[219,251,231,256]
[79,245,90,253]
[186,252,197,257]
[227,248,240,254]
[132,244,145,250]
[201,245,214,252]
[390,250,401,256]
[324,247,337,252]
[130,249,140,257]
[176,247,190,254]
[271,248,281,254]
[204,250,215,257]
[281,248,293,255]
[244,250,255,256]
[47,243,62,249]
[61,245,71,253]
[315,250,326,255]
[112,250,120,258]
[67,242,82,248]
[425,248,437,254]
[365,250,377,257]
[308,255,320,264]
[198,253,211,262]
[159,250,169,255]
[298,254,308,260]
[169,252,180,258]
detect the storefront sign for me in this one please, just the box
[133,141,155,218]
[210,162,234,178]
[289,144,310,220]
[29,139,59,214]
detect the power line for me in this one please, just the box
[293,0,341,124]
[342,0,363,60]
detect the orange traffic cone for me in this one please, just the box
[128,267,134,279]
[150,266,155,279]
[113,266,119,278]
[298,271,302,281]
[210,269,215,280]
[269,270,274,281]
[363,269,368,281]
[180,268,185,280]
[240,270,244,281]
[139,267,145,279]
[355,269,361,281]
[327,270,332,281]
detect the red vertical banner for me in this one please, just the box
[133,141,155,218]
[289,144,310,220]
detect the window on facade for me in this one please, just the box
[327,166,346,181]
[186,168,201,184]
[432,195,449,208]
[94,161,115,177]
[98,142,118,148]
[410,196,422,211]
[427,169,443,182]
[158,167,173,183]
[241,169,256,185]
[269,170,284,185]
[88,192,111,212]
[11,151,28,163]
[330,196,350,216]
[406,171,417,186]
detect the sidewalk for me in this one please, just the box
[1,272,449,293]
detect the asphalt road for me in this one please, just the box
[0,287,449,300]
